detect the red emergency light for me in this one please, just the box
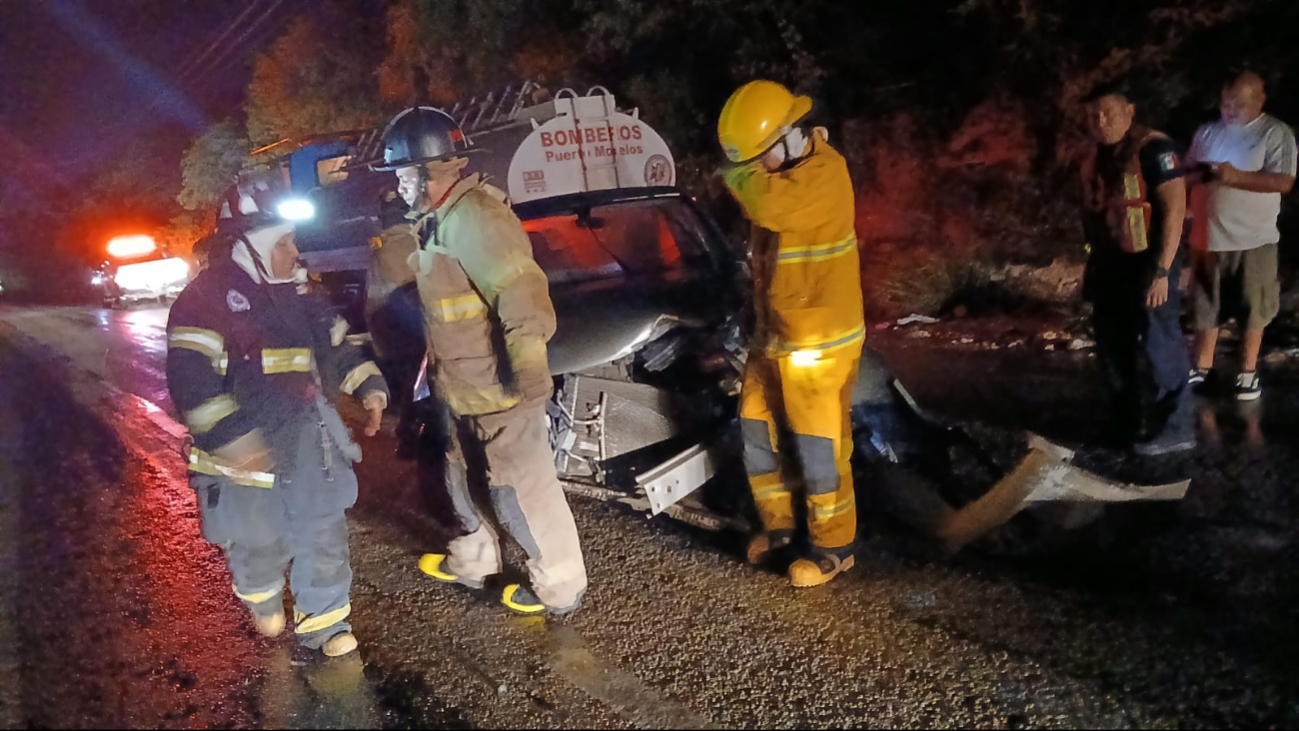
[106,234,158,259]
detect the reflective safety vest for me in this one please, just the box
[1081,127,1168,255]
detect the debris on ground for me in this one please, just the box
[878,309,1094,353]
[895,314,942,326]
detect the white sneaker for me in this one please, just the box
[1236,372,1262,401]
[1188,368,1209,387]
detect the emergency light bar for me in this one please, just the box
[106,234,158,259]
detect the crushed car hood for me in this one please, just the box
[547,274,735,374]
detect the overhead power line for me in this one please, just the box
[179,0,291,88]
[174,0,272,82]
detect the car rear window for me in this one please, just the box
[521,198,712,285]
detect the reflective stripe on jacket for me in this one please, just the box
[167,258,388,486]
[410,174,557,416]
[725,138,865,357]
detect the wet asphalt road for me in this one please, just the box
[1,304,1297,729]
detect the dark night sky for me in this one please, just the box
[0,0,304,212]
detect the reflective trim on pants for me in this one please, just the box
[772,323,867,358]
[189,447,275,488]
[192,420,357,650]
[740,353,860,550]
[233,581,283,606]
[743,465,797,533]
[295,603,351,635]
[775,234,858,264]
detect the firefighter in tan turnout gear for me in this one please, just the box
[373,106,588,615]
[719,80,865,587]
[167,170,390,657]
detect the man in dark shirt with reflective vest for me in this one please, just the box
[1079,83,1194,455]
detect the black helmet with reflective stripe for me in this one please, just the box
[370,107,478,172]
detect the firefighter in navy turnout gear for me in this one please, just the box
[167,168,390,657]
[1080,84,1194,455]
[373,106,588,616]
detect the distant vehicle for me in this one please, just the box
[93,234,192,309]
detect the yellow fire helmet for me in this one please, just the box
[717,80,813,163]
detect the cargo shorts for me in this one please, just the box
[1192,243,1281,331]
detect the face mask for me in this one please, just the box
[782,127,809,160]
[763,127,810,169]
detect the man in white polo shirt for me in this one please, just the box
[1187,71,1297,401]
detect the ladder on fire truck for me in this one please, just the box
[353,81,632,194]
[352,81,548,165]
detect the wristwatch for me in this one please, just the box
[1154,266,1169,279]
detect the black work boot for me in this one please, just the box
[746,529,794,566]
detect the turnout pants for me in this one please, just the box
[442,403,587,611]
[740,353,861,551]
[193,421,358,650]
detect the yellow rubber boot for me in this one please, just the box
[500,584,582,617]
[789,549,855,588]
[418,553,484,589]
[501,584,547,616]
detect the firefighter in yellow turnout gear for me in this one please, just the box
[719,80,864,587]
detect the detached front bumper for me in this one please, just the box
[549,370,747,530]
[933,433,1190,550]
